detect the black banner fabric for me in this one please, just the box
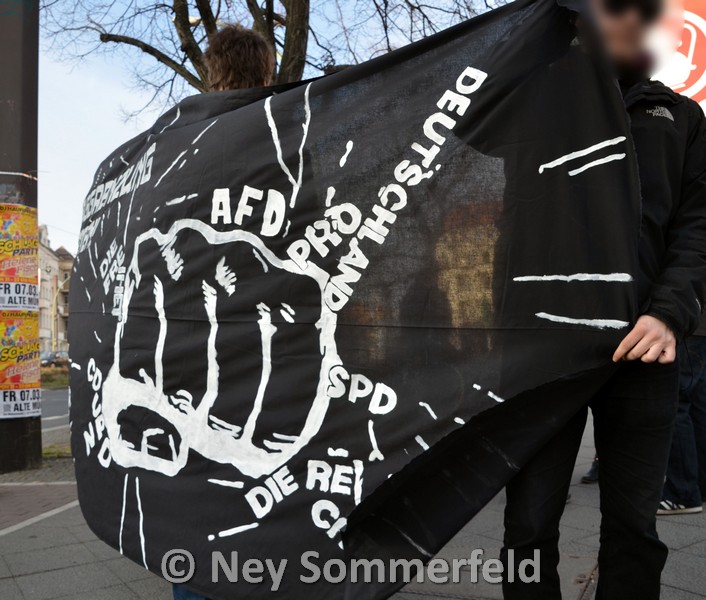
[69,0,641,598]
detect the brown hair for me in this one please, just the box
[203,25,276,91]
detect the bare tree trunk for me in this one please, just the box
[195,0,219,38]
[247,0,280,58]
[277,0,310,84]
[172,0,209,82]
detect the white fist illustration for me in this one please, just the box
[102,220,339,478]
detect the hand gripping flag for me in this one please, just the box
[70,0,641,597]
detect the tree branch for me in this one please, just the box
[99,31,206,92]
[172,0,208,81]
[246,0,267,33]
[195,0,218,37]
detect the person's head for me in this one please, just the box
[203,25,276,91]
[591,0,663,67]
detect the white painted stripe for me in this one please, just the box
[86,244,98,279]
[536,312,629,330]
[154,150,188,187]
[208,522,258,541]
[252,248,269,273]
[158,107,180,134]
[538,137,626,173]
[325,186,336,207]
[368,420,384,462]
[487,391,505,403]
[0,481,75,486]
[0,500,79,537]
[264,83,312,208]
[135,477,147,568]
[207,479,244,489]
[42,413,69,422]
[514,273,632,283]
[418,402,438,420]
[271,432,297,441]
[568,153,626,177]
[353,460,364,505]
[154,278,167,393]
[208,415,240,434]
[119,474,128,554]
[415,435,429,451]
[328,448,349,458]
[192,119,218,145]
[42,424,69,432]
[240,304,276,443]
[265,97,297,189]
[295,84,313,208]
[339,141,354,167]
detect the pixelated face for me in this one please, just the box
[592,0,663,65]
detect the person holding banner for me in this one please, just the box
[170,22,276,600]
[501,0,706,599]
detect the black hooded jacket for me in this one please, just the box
[623,80,706,339]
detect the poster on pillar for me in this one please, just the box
[0,204,40,311]
[0,203,40,419]
[0,310,41,418]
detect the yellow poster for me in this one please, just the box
[0,204,39,311]
[0,310,41,417]
[0,203,40,418]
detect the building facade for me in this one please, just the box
[38,225,73,353]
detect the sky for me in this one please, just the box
[38,51,157,255]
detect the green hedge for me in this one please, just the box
[41,366,69,390]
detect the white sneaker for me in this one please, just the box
[657,499,704,515]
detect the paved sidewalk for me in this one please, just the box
[1,415,705,599]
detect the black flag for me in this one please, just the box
[70,0,640,597]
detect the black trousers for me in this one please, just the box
[500,360,679,600]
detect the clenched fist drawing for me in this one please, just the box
[102,220,340,478]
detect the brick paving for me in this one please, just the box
[0,485,77,532]
[0,459,75,485]
[0,458,78,535]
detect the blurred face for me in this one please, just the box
[591,0,663,65]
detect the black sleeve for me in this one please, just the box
[645,100,706,339]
